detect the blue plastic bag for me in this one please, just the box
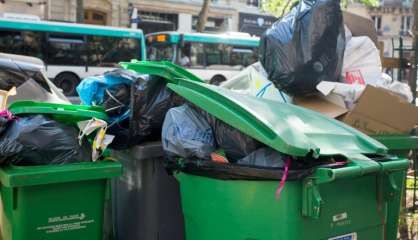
[162,104,215,160]
[77,69,139,106]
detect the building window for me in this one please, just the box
[192,16,226,32]
[247,0,259,7]
[84,10,107,25]
[371,16,382,31]
[401,15,413,35]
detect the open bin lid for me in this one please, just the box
[120,60,204,83]
[167,79,387,158]
[8,101,108,123]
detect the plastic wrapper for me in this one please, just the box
[130,75,182,144]
[236,148,285,168]
[162,105,215,160]
[259,0,345,96]
[0,114,91,166]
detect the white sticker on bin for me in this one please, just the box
[328,232,357,240]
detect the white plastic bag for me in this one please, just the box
[380,73,413,102]
[221,62,291,103]
[342,36,382,86]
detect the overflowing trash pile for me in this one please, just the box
[0,54,113,166]
[71,0,418,198]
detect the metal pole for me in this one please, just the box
[131,7,138,29]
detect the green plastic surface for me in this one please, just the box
[176,157,408,240]
[120,60,204,83]
[8,101,108,124]
[373,134,418,151]
[0,161,121,187]
[167,78,387,157]
[0,161,121,240]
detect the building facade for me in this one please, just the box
[0,0,277,35]
[347,0,414,58]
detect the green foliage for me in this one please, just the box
[262,0,379,17]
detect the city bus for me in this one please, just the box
[0,17,146,95]
[146,32,259,85]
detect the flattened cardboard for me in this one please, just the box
[294,95,348,119]
[295,85,418,135]
[341,85,418,134]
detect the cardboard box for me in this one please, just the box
[297,85,418,135]
[342,85,418,134]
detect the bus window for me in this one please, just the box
[88,36,140,67]
[204,43,223,66]
[0,30,43,59]
[189,42,205,67]
[147,44,175,62]
[185,42,258,69]
[47,34,87,66]
[228,46,258,67]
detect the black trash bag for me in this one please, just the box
[102,84,131,117]
[189,104,263,161]
[0,114,92,166]
[165,154,345,180]
[236,148,285,168]
[259,0,345,96]
[0,117,12,135]
[212,118,263,161]
[130,75,182,144]
[165,158,315,180]
[162,105,216,160]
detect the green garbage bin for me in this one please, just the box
[0,101,121,240]
[165,78,409,240]
[372,134,418,240]
[0,161,122,240]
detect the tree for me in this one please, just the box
[76,0,84,23]
[196,0,211,32]
[262,0,378,17]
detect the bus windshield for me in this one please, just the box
[147,44,175,62]
[146,32,259,84]
[180,42,258,69]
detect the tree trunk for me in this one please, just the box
[76,0,84,23]
[411,0,418,104]
[196,0,211,32]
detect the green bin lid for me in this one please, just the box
[0,161,122,187]
[167,79,387,158]
[120,60,204,83]
[8,101,108,123]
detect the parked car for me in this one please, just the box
[0,53,69,104]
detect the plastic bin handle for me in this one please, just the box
[302,154,380,219]
[314,154,381,184]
